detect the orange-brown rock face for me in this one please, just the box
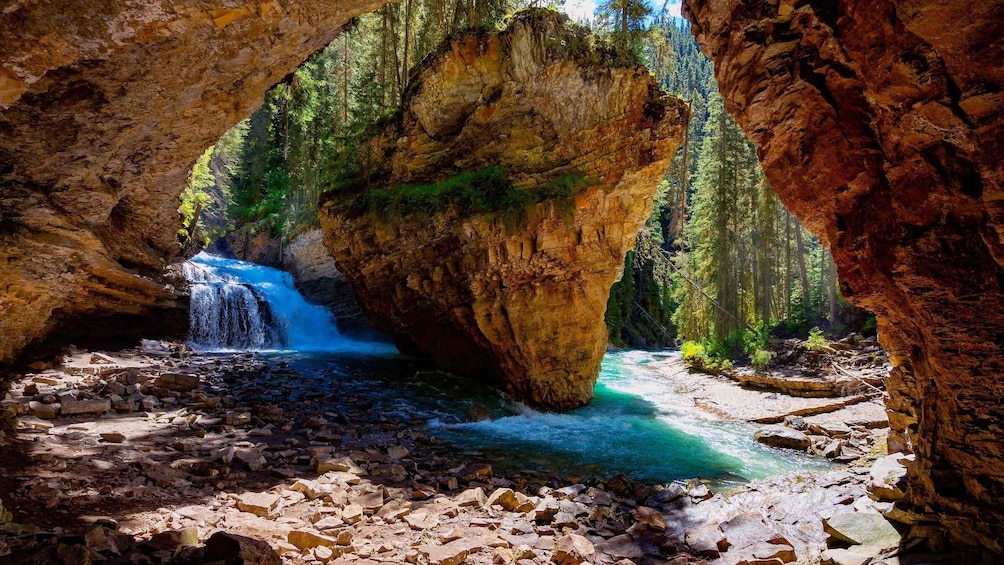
[684,0,1004,553]
[0,0,386,364]
[320,11,688,409]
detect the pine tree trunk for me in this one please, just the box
[401,0,412,105]
[621,0,629,52]
[380,7,388,110]
[342,34,349,127]
[795,222,811,309]
[785,211,792,318]
[828,249,838,324]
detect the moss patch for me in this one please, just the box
[324,166,594,225]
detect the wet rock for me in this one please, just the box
[204,531,281,565]
[823,511,901,552]
[237,492,281,518]
[754,426,811,451]
[552,533,595,564]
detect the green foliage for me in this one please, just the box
[593,0,653,63]
[178,148,216,246]
[750,348,774,373]
[804,327,834,353]
[861,316,877,336]
[605,251,637,348]
[680,340,734,373]
[331,167,592,225]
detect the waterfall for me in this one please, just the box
[183,252,348,351]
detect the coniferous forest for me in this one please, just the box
[180,0,873,366]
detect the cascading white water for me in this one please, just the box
[183,252,365,352]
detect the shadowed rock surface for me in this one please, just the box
[319,11,688,408]
[684,0,1004,553]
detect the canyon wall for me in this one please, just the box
[0,0,386,364]
[319,10,688,408]
[282,229,372,336]
[684,0,1004,553]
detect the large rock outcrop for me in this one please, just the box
[0,0,386,365]
[319,10,688,408]
[684,0,1004,553]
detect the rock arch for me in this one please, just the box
[1,0,1002,553]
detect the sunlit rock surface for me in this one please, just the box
[320,10,688,409]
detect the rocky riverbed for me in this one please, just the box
[0,345,928,564]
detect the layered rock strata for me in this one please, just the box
[282,229,371,336]
[320,10,688,408]
[684,0,1004,553]
[0,0,386,364]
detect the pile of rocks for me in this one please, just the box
[753,414,887,463]
[0,346,931,564]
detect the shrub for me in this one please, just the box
[681,340,734,373]
[750,349,774,373]
[681,340,706,364]
[804,326,835,353]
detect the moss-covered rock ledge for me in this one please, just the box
[319,9,688,409]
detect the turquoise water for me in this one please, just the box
[431,351,830,485]
[191,254,828,486]
[266,349,829,487]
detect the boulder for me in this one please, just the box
[867,453,912,502]
[60,398,110,416]
[486,487,521,511]
[288,530,338,550]
[155,372,200,392]
[551,533,595,565]
[204,531,281,565]
[823,511,902,552]
[754,426,811,451]
[685,523,730,558]
[236,492,281,518]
